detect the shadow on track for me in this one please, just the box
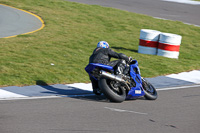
[36,80,107,102]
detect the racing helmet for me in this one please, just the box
[97,41,109,48]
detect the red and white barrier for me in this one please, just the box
[157,33,182,59]
[138,29,182,59]
[138,29,161,55]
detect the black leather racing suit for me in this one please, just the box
[89,47,129,95]
[89,47,129,66]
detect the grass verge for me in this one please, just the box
[0,0,199,86]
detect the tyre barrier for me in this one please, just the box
[138,29,182,59]
[138,29,161,55]
[157,33,182,59]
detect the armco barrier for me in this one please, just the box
[138,29,161,55]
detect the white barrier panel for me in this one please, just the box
[138,29,161,55]
[157,33,182,59]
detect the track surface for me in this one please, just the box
[0,4,43,38]
[67,0,200,26]
[1,87,200,133]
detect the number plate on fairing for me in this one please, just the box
[135,90,142,94]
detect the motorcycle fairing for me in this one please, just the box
[127,61,145,99]
[85,63,114,80]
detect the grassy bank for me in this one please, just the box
[0,0,199,86]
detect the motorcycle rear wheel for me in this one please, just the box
[98,77,126,103]
[142,78,157,100]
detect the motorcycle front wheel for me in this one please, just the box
[142,78,157,100]
[98,77,126,103]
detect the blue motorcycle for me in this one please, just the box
[85,59,157,102]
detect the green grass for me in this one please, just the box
[0,0,200,86]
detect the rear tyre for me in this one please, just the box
[98,77,126,103]
[142,78,157,100]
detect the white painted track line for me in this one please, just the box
[166,70,200,84]
[0,89,27,99]
[162,0,200,5]
[157,84,200,91]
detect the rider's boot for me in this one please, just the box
[93,88,102,95]
[90,76,102,95]
[123,64,129,75]
[115,60,126,75]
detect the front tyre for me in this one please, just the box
[98,77,126,103]
[142,78,157,100]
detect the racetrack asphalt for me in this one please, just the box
[67,0,200,26]
[0,1,199,100]
[0,4,44,38]
[1,86,200,133]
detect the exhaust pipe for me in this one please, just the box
[100,70,131,91]
[100,70,125,82]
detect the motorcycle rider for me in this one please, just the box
[89,41,130,95]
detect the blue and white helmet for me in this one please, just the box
[97,41,109,48]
